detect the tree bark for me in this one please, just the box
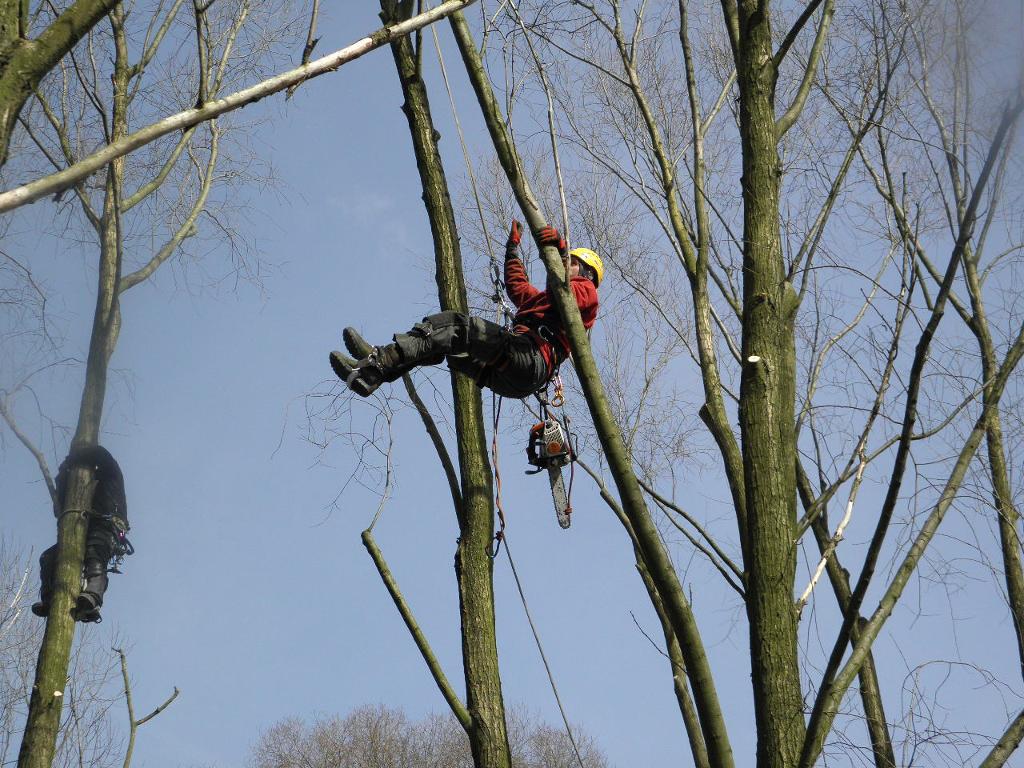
[0,0,119,167]
[730,3,805,766]
[381,5,511,766]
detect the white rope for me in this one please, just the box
[430,25,516,326]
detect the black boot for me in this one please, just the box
[75,519,115,623]
[330,327,411,396]
[346,345,405,397]
[342,327,372,358]
[74,558,107,623]
[335,323,449,396]
[329,350,356,381]
[329,347,401,396]
[327,328,367,380]
[31,546,57,618]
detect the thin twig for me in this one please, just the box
[287,0,320,99]
[115,648,179,768]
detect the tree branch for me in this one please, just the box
[119,123,219,292]
[119,127,196,212]
[773,0,823,69]
[980,710,1024,768]
[0,0,120,166]
[0,0,479,213]
[0,393,57,503]
[116,648,179,768]
[801,98,1024,767]
[801,305,1024,766]
[775,0,834,139]
[361,530,471,730]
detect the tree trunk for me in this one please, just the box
[17,12,127,764]
[382,5,511,766]
[731,3,805,766]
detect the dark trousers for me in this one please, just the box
[37,517,118,597]
[394,311,549,399]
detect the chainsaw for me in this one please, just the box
[526,417,574,528]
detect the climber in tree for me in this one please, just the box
[330,221,602,399]
[32,444,133,623]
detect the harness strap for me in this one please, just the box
[516,324,567,379]
[54,508,135,571]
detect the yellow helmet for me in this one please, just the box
[569,247,604,287]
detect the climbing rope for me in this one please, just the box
[502,533,588,768]
[488,392,508,558]
[487,387,584,766]
[431,25,515,327]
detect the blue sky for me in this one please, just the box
[3,2,1024,767]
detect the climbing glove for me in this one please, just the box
[536,226,567,256]
[506,219,522,260]
[507,219,522,247]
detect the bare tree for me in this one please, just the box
[325,4,516,764]
[249,704,608,768]
[1,1,299,764]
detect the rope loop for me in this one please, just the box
[488,529,505,559]
[57,508,92,521]
[488,392,509,560]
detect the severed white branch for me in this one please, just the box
[797,452,867,617]
[0,0,478,213]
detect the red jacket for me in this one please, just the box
[505,256,599,375]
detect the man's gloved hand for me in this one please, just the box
[536,226,567,256]
[507,219,522,248]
